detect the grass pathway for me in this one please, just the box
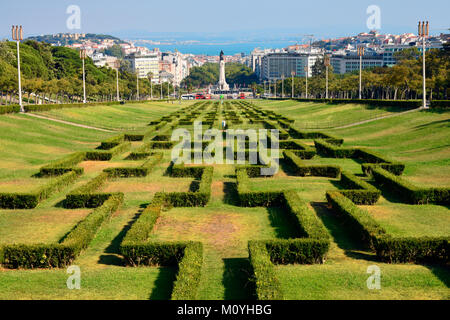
[24,113,115,132]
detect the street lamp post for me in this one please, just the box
[357,46,365,100]
[291,71,295,99]
[418,21,430,109]
[136,70,139,101]
[115,61,120,102]
[79,48,87,103]
[12,25,24,112]
[304,66,309,99]
[324,55,330,99]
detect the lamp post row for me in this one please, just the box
[11,26,24,112]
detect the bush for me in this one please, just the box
[248,241,284,300]
[104,152,163,178]
[85,142,131,161]
[265,239,330,265]
[430,100,450,108]
[64,172,110,208]
[98,135,124,150]
[236,169,284,207]
[39,152,86,176]
[283,151,341,178]
[375,236,450,263]
[0,105,21,114]
[326,191,386,250]
[372,167,450,205]
[171,242,203,300]
[339,171,381,205]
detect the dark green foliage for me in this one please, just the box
[326,191,387,250]
[104,152,163,178]
[171,242,203,300]
[98,135,124,150]
[39,152,86,176]
[375,236,450,263]
[338,171,381,205]
[248,241,284,300]
[429,100,450,108]
[371,167,449,204]
[63,172,110,208]
[283,151,341,178]
[362,163,405,176]
[0,105,21,114]
[85,142,131,161]
[265,239,330,264]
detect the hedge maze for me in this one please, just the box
[0,100,448,300]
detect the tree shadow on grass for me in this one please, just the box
[425,264,450,288]
[266,207,301,239]
[222,258,256,300]
[311,202,378,262]
[365,180,406,204]
[223,182,239,206]
[98,203,149,266]
[149,266,178,300]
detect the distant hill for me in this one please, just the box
[26,33,126,46]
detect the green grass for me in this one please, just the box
[0,100,448,300]
[258,100,402,129]
[35,101,189,131]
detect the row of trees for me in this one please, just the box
[0,40,175,105]
[263,44,449,100]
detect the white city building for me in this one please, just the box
[126,53,160,82]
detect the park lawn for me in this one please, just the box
[329,109,450,186]
[302,157,363,174]
[249,176,339,203]
[275,202,450,300]
[361,197,450,238]
[149,205,298,300]
[35,101,190,131]
[256,100,399,129]
[0,113,112,179]
[0,208,91,245]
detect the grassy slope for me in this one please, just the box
[257,100,401,129]
[34,101,187,131]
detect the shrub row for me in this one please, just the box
[1,194,123,268]
[171,242,204,300]
[314,140,405,175]
[283,151,341,178]
[85,142,131,161]
[338,171,381,205]
[371,167,449,205]
[0,171,80,209]
[0,105,21,114]
[429,100,450,108]
[248,241,284,300]
[104,152,163,178]
[288,128,344,145]
[98,135,124,150]
[64,172,111,208]
[326,191,449,263]
[39,152,86,176]
[156,166,213,207]
[236,169,284,207]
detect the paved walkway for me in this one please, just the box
[23,113,115,132]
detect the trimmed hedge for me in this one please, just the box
[98,135,124,150]
[64,172,110,208]
[371,167,449,205]
[104,152,163,178]
[155,166,213,207]
[265,239,330,265]
[0,171,80,209]
[85,142,131,161]
[326,191,387,250]
[338,171,381,205]
[39,152,86,176]
[1,194,123,269]
[236,169,284,207]
[430,100,450,108]
[283,151,341,178]
[0,105,21,114]
[248,241,284,300]
[171,242,204,300]
[289,128,343,145]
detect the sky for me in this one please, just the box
[0,0,449,40]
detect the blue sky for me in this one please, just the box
[1,0,448,40]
